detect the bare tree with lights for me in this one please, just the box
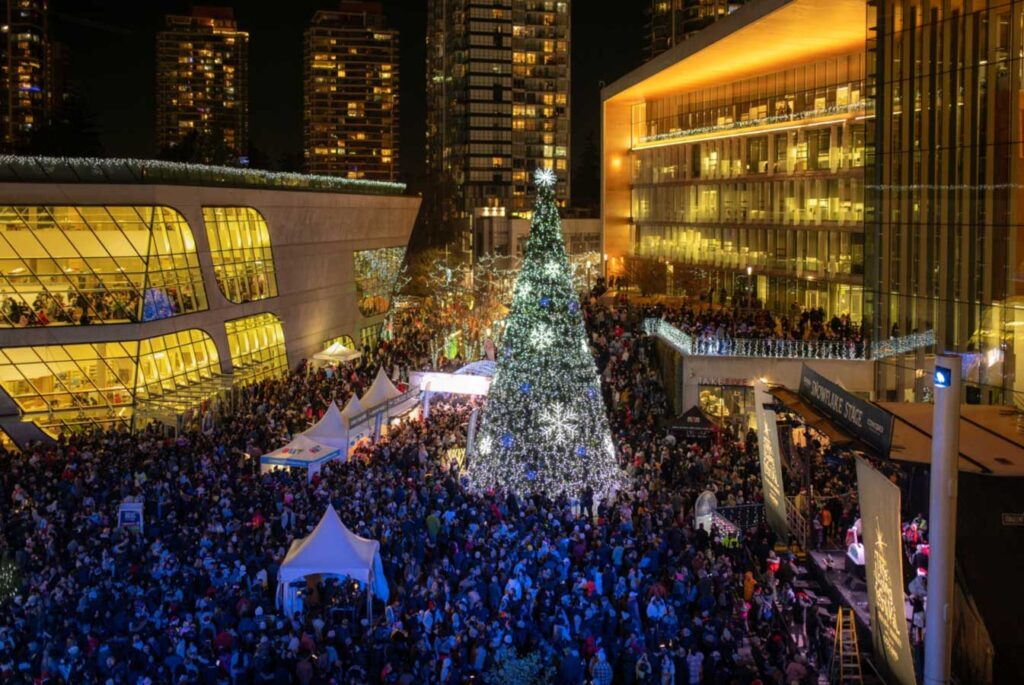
[468,168,622,500]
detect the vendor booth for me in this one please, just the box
[276,505,389,620]
[260,435,343,482]
[300,402,350,450]
[340,395,371,449]
[311,341,362,366]
[361,368,418,437]
[670,405,716,443]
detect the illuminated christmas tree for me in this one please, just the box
[468,168,622,499]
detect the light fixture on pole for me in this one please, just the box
[925,355,960,685]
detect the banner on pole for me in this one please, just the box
[754,382,788,537]
[855,457,916,685]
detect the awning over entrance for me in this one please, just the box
[770,385,1024,476]
[767,387,854,448]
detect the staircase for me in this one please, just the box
[830,606,863,684]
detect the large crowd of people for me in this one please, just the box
[0,295,893,685]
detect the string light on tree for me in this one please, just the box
[468,167,623,499]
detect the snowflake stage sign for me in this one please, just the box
[468,168,622,499]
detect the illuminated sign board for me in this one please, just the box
[799,365,894,456]
[855,458,917,685]
[754,381,789,537]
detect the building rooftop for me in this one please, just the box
[602,0,866,105]
[0,156,407,196]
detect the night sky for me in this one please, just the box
[50,0,645,205]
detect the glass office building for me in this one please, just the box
[604,2,868,320]
[870,0,1024,404]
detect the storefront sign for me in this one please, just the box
[754,382,788,537]
[855,458,916,685]
[697,377,754,388]
[1002,513,1024,526]
[799,365,894,456]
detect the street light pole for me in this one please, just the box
[924,354,961,685]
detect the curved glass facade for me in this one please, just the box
[353,246,405,316]
[0,330,221,435]
[225,312,287,383]
[0,205,207,326]
[202,206,278,303]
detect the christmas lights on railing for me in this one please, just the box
[644,318,937,361]
[0,155,406,194]
[870,330,937,359]
[637,101,868,147]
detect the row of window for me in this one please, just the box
[0,313,287,436]
[632,178,866,226]
[0,204,277,327]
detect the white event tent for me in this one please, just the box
[360,367,402,409]
[311,341,362,365]
[340,395,371,446]
[300,401,350,450]
[276,504,389,618]
[259,435,343,482]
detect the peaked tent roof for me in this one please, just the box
[278,505,388,600]
[312,342,362,363]
[300,402,350,449]
[361,367,402,409]
[340,394,365,423]
[671,405,715,434]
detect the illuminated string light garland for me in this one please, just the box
[639,101,868,145]
[645,318,935,361]
[0,155,406,194]
[468,167,623,499]
[0,558,19,602]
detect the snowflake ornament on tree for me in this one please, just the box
[529,324,555,350]
[538,402,579,446]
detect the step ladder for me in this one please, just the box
[830,606,863,684]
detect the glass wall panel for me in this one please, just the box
[626,50,866,320]
[353,246,406,316]
[225,313,288,383]
[0,205,206,326]
[202,207,279,303]
[0,329,220,435]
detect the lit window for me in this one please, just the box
[225,313,287,383]
[202,207,278,304]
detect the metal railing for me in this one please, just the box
[644,317,935,361]
[346,387,420,429]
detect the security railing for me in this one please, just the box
[644,318,934,361]
[346,387,420,430]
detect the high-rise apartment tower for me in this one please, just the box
[156,6,249,164]
[304,2,399,180]
[426,0,570,253]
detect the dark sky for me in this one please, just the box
[50,0,645,203]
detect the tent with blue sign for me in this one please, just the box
[300,401,350,450]
[260,434,343,482]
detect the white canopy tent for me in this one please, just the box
[260,435,343,482]
[276,505,389,618]
[300,402,350,450]
[360,367,402,409]
[311,342,362,365]
[340,395,371,447]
